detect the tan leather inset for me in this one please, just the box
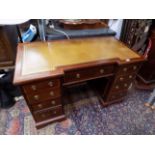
[21,37,140,75]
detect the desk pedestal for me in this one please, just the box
[21,61,142,129]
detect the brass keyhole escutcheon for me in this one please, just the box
[34,95,39,100]
[31,85,36,90]
[48,81,53,87]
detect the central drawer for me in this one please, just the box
[26,88,61,104]
[64,64,115,84]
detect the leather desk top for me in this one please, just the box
[14,37,143,84]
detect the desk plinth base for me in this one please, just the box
[35,115,66,129]
[97,94,125,107]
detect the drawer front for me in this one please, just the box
[107,91,127,101]
[118,63,141,75]
[33,106,63,122]
[111,81,132,92]
[23,79,60,93]
[64,65,115,84]
[27,88,61,104]
[31,98,61,112]
[115,74,136,83]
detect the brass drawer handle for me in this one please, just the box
[48,81,53,87]
[123,68,127,72]
[76,73,80,79]
[133,66,137,70]
[124,83,128,87]
[100,69,104,74]
[120,77,124,81]
[34,95,39,100]
[50,91,54,96]
[31,85,36,90]
[115,85,119,89]
[129,75,133,79]
[38,104,43,108]
[51,100,56,105]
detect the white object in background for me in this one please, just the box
[108,19,124,39]
[0,19,29,25]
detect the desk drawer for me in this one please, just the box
[115,74,136,83]
[118,63,141,75]
[33,106,63,122]
[31,98,61,112]
[64,65,114,84]
[111,81,132,92]
[23,79,60,94]
[27,88,61,104]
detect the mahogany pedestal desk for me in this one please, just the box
[13,37,145,129]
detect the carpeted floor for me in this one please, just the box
[0,85,155,135]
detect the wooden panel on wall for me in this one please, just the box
[0,26,18,68]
